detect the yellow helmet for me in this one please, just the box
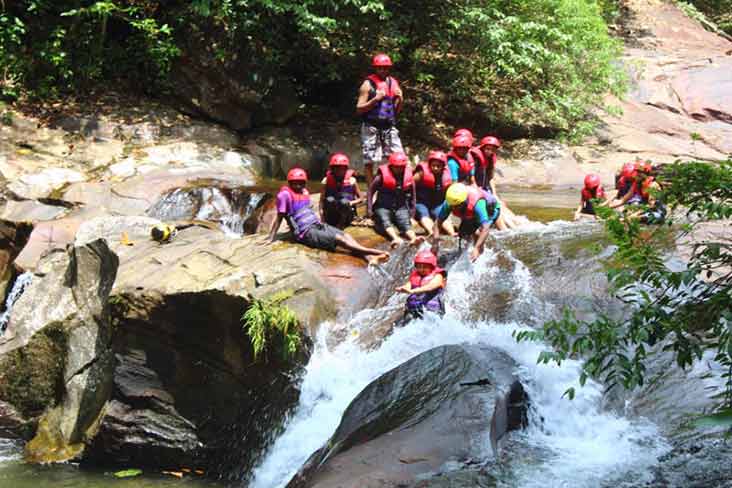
[446,183,469,207]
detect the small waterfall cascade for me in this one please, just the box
[249,225,670,488]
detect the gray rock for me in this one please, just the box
[287,344,529,488]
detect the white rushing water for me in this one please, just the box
[0,272,33,332]
[250,245,669,488]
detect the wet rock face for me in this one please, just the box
[287,344,528,488]
[146,186,272,235]
[82,290,308,480]
[0,240,118,462]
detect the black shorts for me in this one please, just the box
[299,223,343,251]
[324,197,355,228]
[374,207,411,233]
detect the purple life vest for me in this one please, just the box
[406,268,446,313]
[363,75,400,127]
[280,186,320,239]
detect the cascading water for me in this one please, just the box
[0,272,33,333]
[250,225,670,488]
[146,186,270,235]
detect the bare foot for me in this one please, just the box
[409,236,426,246]
[390,238,404,249]
[367,253,390,265]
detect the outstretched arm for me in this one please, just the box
[367,175,382,216]
[269,214,285,242]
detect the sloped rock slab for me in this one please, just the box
[287,344,528,488]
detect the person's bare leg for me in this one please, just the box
[385,227,404,247]
[336,233,390,263]
[405,229,424,245]
[441,220,456,236]
[495,214,509,231]
[419,217,434,234]
[364,162,374,190]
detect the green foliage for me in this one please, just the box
[516,160,732,416]
[242,290,302,363]
[1,0,622,136]
[677,0,732,35]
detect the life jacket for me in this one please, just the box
[363,75,400,127]
[375,164,414,209]
[451,187,496,220]
[640,176,655,202]
[616,175,632,198]
[279,186,320,239]
[627,179,646,205]
[406,268,447,314]
[415,162,452,206]
[472,149,497,190]
[581,186,606,214]
[325,169,357,201]
[447,151,474,183]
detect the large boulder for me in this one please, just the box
[286,344,529,488]
[71,216,337,479]
[0,239,118,460]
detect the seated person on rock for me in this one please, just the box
[367,151,422,247]
[574,174,609,220]
[413,150,456,235]
[447,134,476,185]
[432,183,501,263]
[269,168,389,264]
[625,163,666,224]
[320,153,363,229]
[471,135,521,230]
[615,162,638,200]
[396,250,447,319]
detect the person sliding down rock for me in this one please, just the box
[432,183,501,263]
[320,153,363,229]
[395,250,447,320]
[367,151,423,247]
[574,173,609,220]
[269,168,389,264]
[413,150,455,235]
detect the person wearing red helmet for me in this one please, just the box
[574,173,608,220]
[396,250,447,319]
[447,135,477,185]
[453,128,475,145]
[611,162,666,223]
[615,161,639,200]
[356,53,404,189]
[413,150,456,235]
[367,151,421,247]
[270,167,389,263]
[319,153,363,228]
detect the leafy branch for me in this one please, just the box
[242,290,302,363]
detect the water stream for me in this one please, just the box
[250,226,670,487]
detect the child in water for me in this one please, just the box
[396,250,446,319]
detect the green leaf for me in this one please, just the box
[114,469,143,478]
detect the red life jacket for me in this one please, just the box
[409,268,446,288]
[447,151,474,182]
[378,164,414,190]
[640,176,655,201]
[581,186,606,202]
[416,162,452,190]
[363,75,400,125]
[325,169,357,200]
[469,147,486,167]
[451,187,485,220]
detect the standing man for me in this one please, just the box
[356,53,404,189]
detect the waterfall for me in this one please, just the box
[249,242,669,488]
[0,272,33,333]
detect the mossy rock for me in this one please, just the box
[0,323,68,419]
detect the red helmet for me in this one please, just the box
[287,168,308,182]
[329,153,350,167]
[621,163,636,178]
[454,128,474,142]
[427,150,447,164]
[584,174,601,189]
[479,136,501,148]
[388,152,408,167]
[452,135,472,149]
[372,53,393,67]
[414,250,437,268]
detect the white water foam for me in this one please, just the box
[249,243,669,488]
[0,272,33,332]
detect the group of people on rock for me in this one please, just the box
[267,52,667,320]
[575,160,665,224]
